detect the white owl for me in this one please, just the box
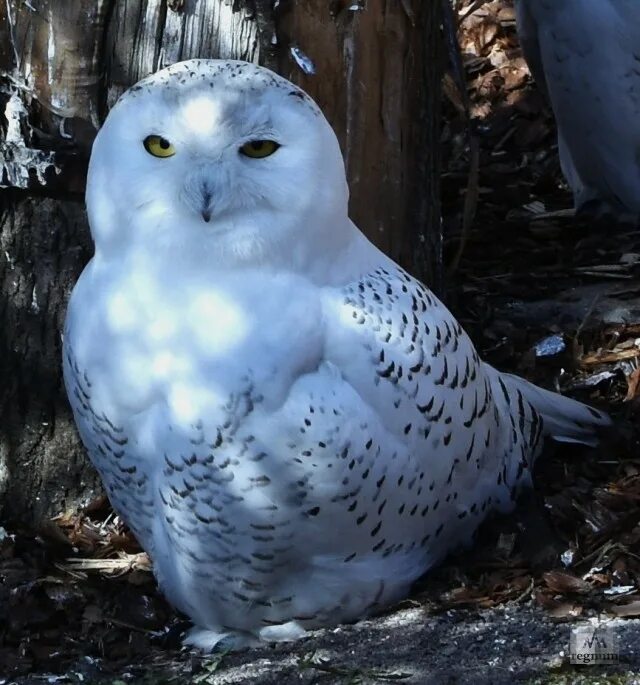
[515,0,640,221]
[63,59,609,650]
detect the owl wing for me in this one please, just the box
[321,264,538,515]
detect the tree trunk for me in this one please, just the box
[0,0,442,525]
[275,1,443,285]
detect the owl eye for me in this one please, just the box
[239,140,280,159]
[143,135,176,158]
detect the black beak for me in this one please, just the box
[200,183,213,222]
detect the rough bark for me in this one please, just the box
[0,0,442,524]
[276,0,442,285]
[0,194,97,522]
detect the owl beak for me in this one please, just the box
[182,171,215,223]
[199,189,214,223]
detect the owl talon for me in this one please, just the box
[183,621,306,651]
[258,620,307,643]
[183,626,260,652]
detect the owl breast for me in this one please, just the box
[64,260,515,638]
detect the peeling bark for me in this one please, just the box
[0,0,442,524]
[105,0,264,111]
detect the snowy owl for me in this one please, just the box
[515,0,640,221]
[63,59,609,650]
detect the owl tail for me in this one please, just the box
[495,369,611,447]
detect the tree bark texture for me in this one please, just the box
[0,0,442,525]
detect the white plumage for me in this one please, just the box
[63,59,609,650]
[515,0,640,220]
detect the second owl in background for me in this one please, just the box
[515,0,640,223]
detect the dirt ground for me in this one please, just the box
[5,1,640,683]
[6,603,640,684]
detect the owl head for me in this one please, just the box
[86,60,349,270]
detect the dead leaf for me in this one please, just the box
[542,571,591,594]
[610,600,640,617]
[625,367,640,401]
[547,602,583,619]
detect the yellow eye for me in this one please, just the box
[239,140,280,159]
[143,135,176,158]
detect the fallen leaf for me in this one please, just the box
[610,600,640,617]
[625,367,640,401]
[547,602,583,619]
[542,571,591,594]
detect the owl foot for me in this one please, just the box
[184,626,260,652]
[258,620,307,643]
[184,620,307,651]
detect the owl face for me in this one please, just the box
[86,60,349,268]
